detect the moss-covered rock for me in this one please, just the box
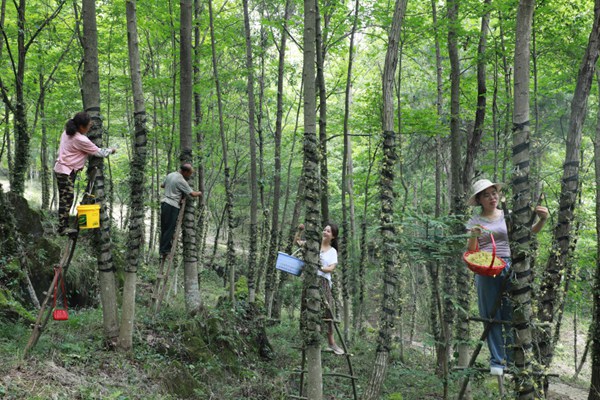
[0,288,35,323]
[0,185,17,259]
[0,189,99,310]
[161,360,203,398]
[179,301,273,377]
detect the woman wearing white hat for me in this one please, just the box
[466,179,548,376]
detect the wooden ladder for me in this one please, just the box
[456,271,512,399]
[152,198,186,314]
[23,167,99,357]
[291,296,358,400]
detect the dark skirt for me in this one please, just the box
[320,277,334,318]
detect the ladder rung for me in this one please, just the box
[469,316,512,325]
[453,366,559,378]
[323,348,353,357]
[452,366,489,372]
[322,372,358,380]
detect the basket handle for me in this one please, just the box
[473,224,497,269]
[489,232,497,269]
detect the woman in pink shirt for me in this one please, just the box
[54,112,116,235]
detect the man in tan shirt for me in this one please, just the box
[160,163,202,258]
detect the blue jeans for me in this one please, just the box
[475,258,513,369]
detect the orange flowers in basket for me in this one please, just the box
[463,227,506,277]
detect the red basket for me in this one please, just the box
[463,231,506,277]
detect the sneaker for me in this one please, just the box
[328,344,344,355]
[59,227,77,236]
[490,366,504,376]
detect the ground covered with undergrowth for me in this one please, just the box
[0,192,591,399]
[0,262,591,400]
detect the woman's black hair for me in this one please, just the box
[65,112,91,136]
[327,222,339,251]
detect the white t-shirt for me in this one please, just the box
[319,247,338,287]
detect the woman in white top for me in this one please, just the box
[295,222,344,354]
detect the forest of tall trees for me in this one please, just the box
[2,0,600,399]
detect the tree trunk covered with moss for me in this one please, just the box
[536,2,600,392]
[119,0,148,351]
[315,0,329,228]
[242,0,259,304]
[193,0,207,268]
[589,69,600,400]
[300,0,324,398]
[179,0,202,314]
[266,0,291,319]
[510,0,537,397]
[81,0,119,343]
[208,0,236,304]
[362,0,407,398]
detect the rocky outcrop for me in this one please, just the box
[0,186,62,320]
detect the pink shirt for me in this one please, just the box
[54,131,103,174]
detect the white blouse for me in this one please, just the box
[318,247,338,287]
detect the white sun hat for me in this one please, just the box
[467,179,503,206]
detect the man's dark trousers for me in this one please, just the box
[160,202,180,256]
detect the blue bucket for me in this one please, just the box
[275,252,304,276]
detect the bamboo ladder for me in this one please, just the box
[152,198,186,314]
[289,293,358,400]
[23,168,98,357]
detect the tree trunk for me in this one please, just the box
[362,0,407,398]
[194,0,207,270]
[339,0,359,344]
[148,104,159,260]
[354,138,376,337]
[265,0,291,317]
[242,0,259,304]
[180,0,202,314]
[1,108,10,171]
[458,2,491,397]
[498,12,512,184]
[315,0,328,227]
[9,0,66,195]
[208,0,236,303]
[589,69,600,400]
[300,0,323,397]
[428,0,446,377]
[10,0,28,196]
[81,0,119,343]
[445,0,463,397]
[0,0,10,171]
[0,0,5,61]
[118,0,148,351]
[510,0,537,397]
[537,2,600,392]
[39,76,50,210]
[271,95,304,319]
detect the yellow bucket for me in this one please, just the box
[77,204,100,229]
